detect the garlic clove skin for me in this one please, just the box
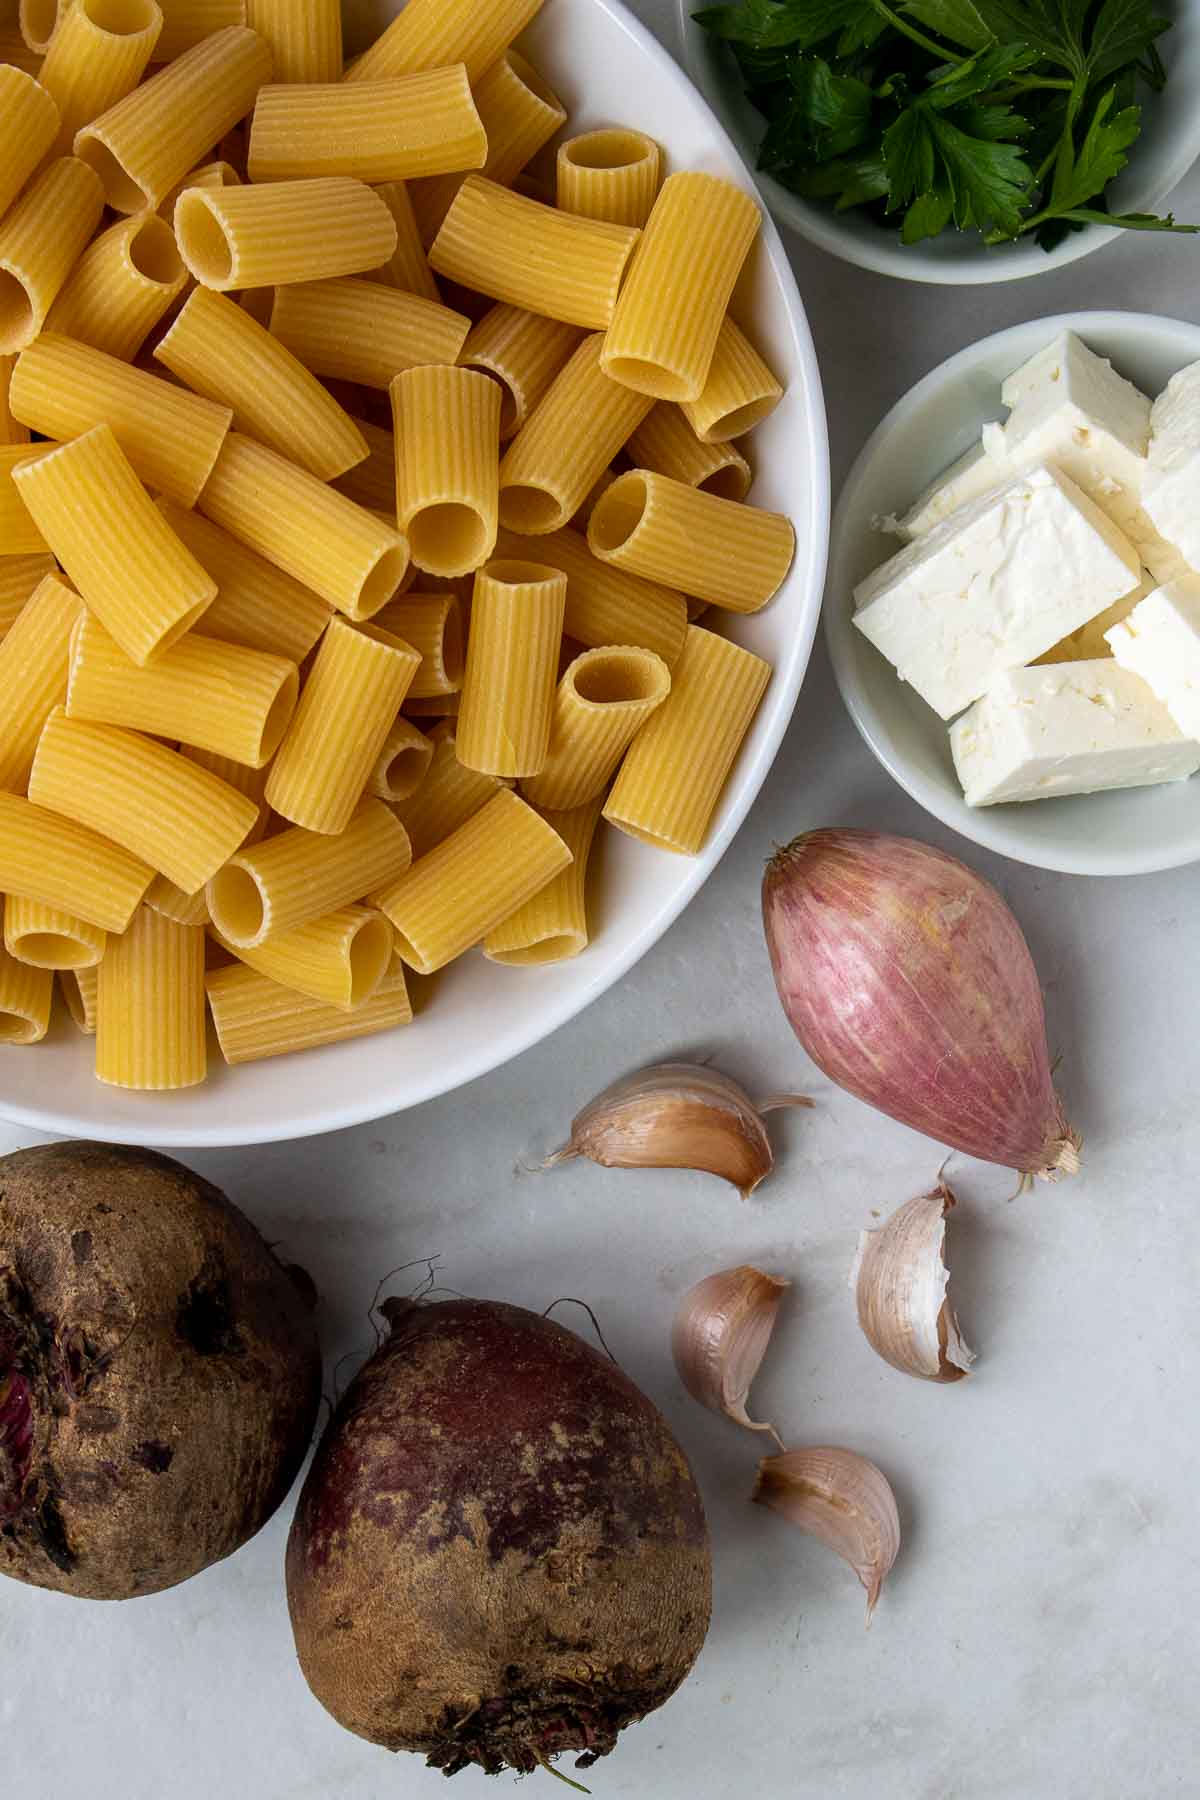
[544,1062,811,1199]
[671,1265,789,1445]
[752,1446,901,1621]
[850,1181,975,1383]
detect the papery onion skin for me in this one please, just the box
[762,829,1080,1180]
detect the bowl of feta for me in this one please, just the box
[826,312,1200,876]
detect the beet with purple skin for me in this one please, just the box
[0,1142,321,1600]
[286,1297,712,1778]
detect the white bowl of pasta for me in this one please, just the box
[0,0,828,1146]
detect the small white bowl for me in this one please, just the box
[0,0,830,1148]
[676,2,1200,283]
[826,309,1200,877]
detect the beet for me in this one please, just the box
[286,1298,712,1778]
[0,1142,321,1600]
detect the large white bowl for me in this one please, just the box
[4,0,829,1148]
[826,309,1200,876]
[677,1,1200,284]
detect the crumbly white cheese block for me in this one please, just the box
[950,661,1200,807]
[853,463,1143,720]
[1036,576,1155,665]
[1143,361,1200,571]
[1105,576,1200,738]
[1000,331,1151,452]
[892,441,1006,539]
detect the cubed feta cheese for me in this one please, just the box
[1143,360,1200,570]
[1000,332,1151,457]
[853,464,1143,720]
[891,441,1006,539]
[1035,577,1155,665]
[950,661,1200,807]
[1105,576,1200,738]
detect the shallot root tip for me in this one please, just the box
[1041,1132,1082,1179]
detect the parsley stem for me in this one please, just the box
[867,1,963,63]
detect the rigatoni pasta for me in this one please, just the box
[0,571,80,791]
[18,0,64,54]
[0,66,61,219]
[0,791,152,932]
[522,646,671,812]
[1,442,57,554]
[197,433,408,621]
[155,499,332,663]
[43,214,187,361]
[331,417,395,515]
[345,0,542,85]
[74,25,272,212]
[13,425,217,664]
[245,0,341,82]
[154,285,368,481]
[10,331,233,506]
[0,356,28,447]
[604,625,771,854]
[0,557,57,637]
[498,333,653,533]
[371,181,440,302]
[429,179,641,332]
[392,365,501,577]
[589,470,794,613]
[456,560,565,777]
[557,129,661,229]
[38,0,161,154]
[374,593,464,697]
[0,157,105,354]
[95,904,206,1089]
[1,23,47,72]
[155,0,245,60]
[207,960,411,1064]
[213,904,392,1009]
[67,612,298,767]
[366,715,432,802]
[157,157,240,219]
[392,722,502,857]
[175,176,398,289]
[265,617,420,833]
[601,173,760,401]
[681,316,784,443]
[494,523,688,666]
[5,894,105,970]
[269,278,470,390]
[460,305,581,441]
[62,963,99,1033]
[484,795,603,964]
[208,798,410,946]
[627,404,752,501]
[143,874,210,927]
[0,940,53,1044]
[248,69,487,183]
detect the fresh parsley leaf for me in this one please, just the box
[901,185,956,238]
[1087,0,1170,87]
[923,42,1040,104]
[899,0,993,51]
[881,107,937,203]
[692,0,873,50]
[1046,86,1140,210]
[791,150,891,207]
[758,55,876,168]
[931,113,1032,232]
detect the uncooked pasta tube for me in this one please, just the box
[0,571,81,792]
[331,417,395,515]
[197,433,409,621]
[248,68,486,183]
[498,333,653,533]
[14,427,217,663]
[154,285,367,480]
[38,0,161,155]
[604,625,771,854]
[0,941,52,1044]
[0,67,60,220]
[345,0,542,85]
[156,500,332,663]
[44,214,187,361]
[0,357,27,447]
[365,717,432,802]
[207,960,411,1064]
[379,787,571,975]
[459,305,581,440]
[627,405,752,501]
[601,173,760,402]
[156,0,248,60]
[429,178,640,332]
[371,181,440,301]
[494,523,687,665]
[157,157,240,219]
[373,593,463,698]
[265,618,420,833]
[456,560,565,777]
[96,904,206,1089]
[392,365,500,578]
[245,0,341,82]
[680,316,784,443]
[74,25,272,212]
[0,158,105,354]
[175,177,397,288]
[0,791,152,932]
[588,470,794,612]
[269,278,469,389]
[0,558,57,637]
[213,903,392,1009]
[19,0,65,53]
[0,444,57,554]
[62,964,99,1033]
[483,795,602,964]
[557,129,661,228]
[391,723,502,857]
[5,896,105,971]
[522,645,671,811]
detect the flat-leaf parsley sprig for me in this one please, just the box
[694,0,1196,249]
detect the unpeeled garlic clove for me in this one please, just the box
[543,1062,811,1199]
[752,1446,901,1621]
[850,1181,975,1383]
[671,1265,789,1446]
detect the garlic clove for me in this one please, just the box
[752,1446,901,1621]
[671,1265,789,1445]
[543,1062,812,1199]
[850,1181,975,1383]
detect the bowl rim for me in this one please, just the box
[675,0,1200,286]
[825,306,1200,878]
[2,0,831,1149]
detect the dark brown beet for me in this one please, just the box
[286,1298,712,1778]
[0,1142,321,1600]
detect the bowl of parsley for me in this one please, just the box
[677,0,1200,282]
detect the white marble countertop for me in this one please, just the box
[6,8,1200,1797]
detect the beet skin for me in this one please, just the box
[286,1298,712,1777]
[0,1142,321,1600]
